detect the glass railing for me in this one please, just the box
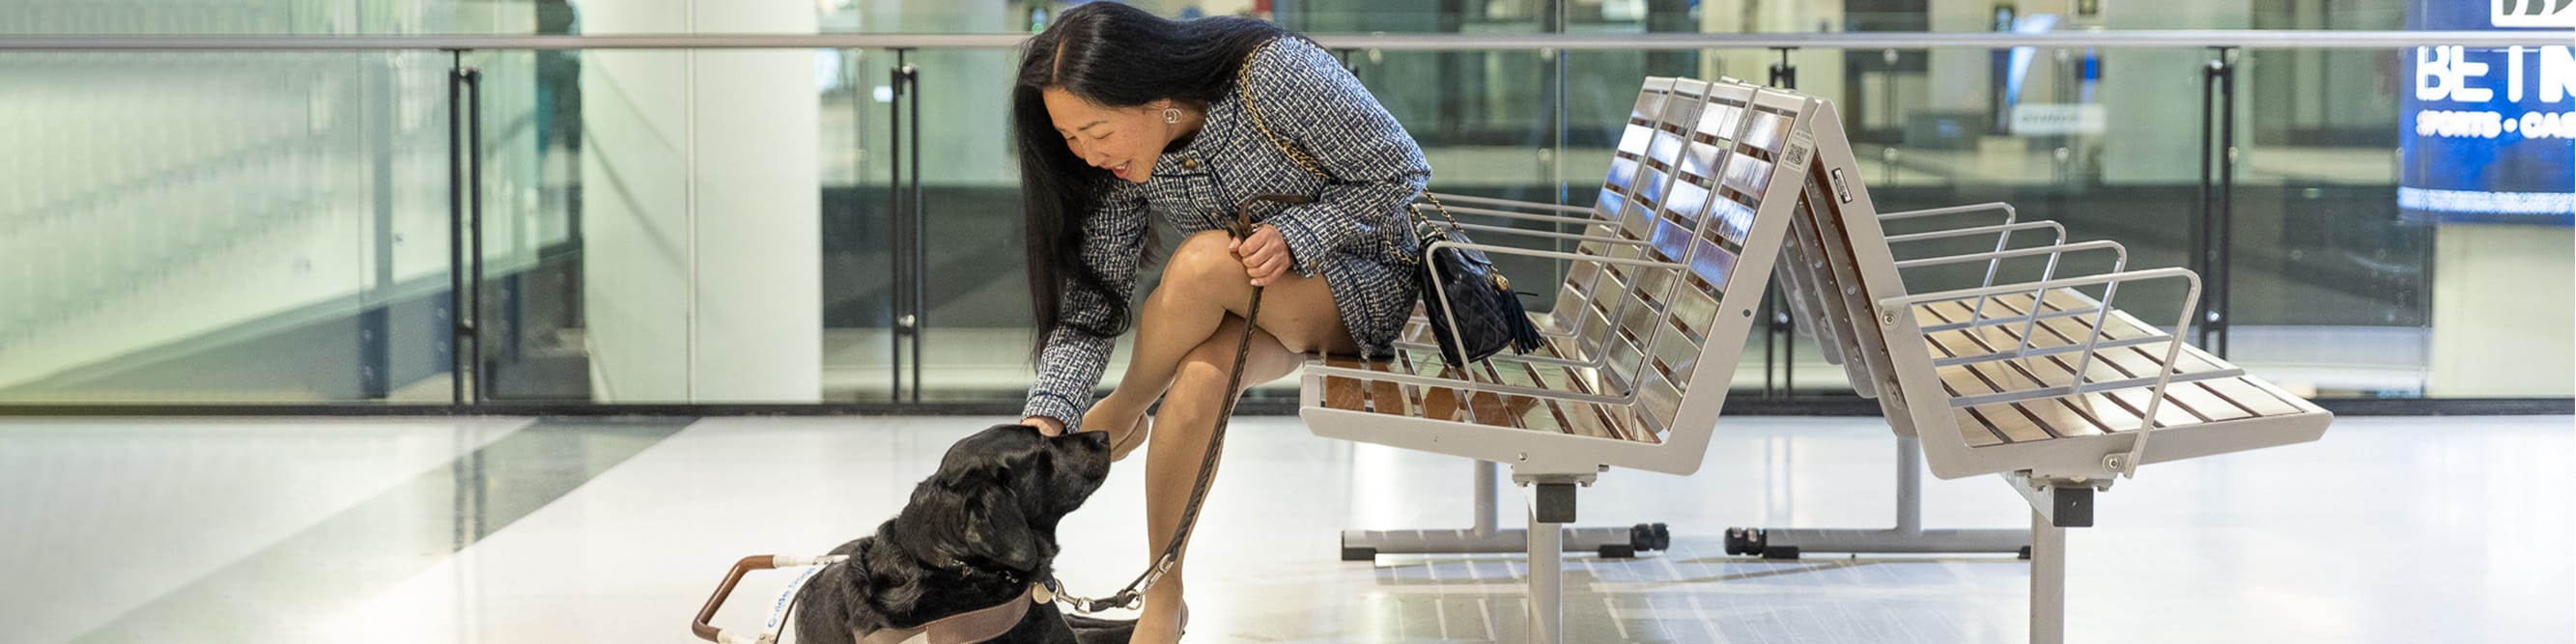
[0,28,2567,409]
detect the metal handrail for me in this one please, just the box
[0,30,2563,52]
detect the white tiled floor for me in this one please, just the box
[0,418,531,644]
[3,415,2569,643]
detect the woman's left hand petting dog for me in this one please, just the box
[793,423,1114,644]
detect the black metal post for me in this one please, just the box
[447,50,467,405]
[2194,54,2215,350]
[889,49,908,402]
[1769,46,1798,90]
[905,60,924,404]
[466,67,487,403]
[364,56,395,400]
[2194,47,2236,356]
[2213,48,2236,359]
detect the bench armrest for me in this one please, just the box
[1883,221,2067,247]
[1891,239,2127,273]
[1430,192,1596,216]
[1885,217,2060,297]
[1424,240,1688,273]
[1878,201,2018,224]
[1303,362,1630,405]
[1426,202,1611,227]
[1892,239,2128,337]
[1454,221,1652,246]
[1880,266,2202,479]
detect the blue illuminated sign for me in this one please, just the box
[2400,1,2576,226]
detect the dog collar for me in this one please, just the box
[856,583,1048,644]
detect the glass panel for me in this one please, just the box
[0,51,450,404]
[466,49,583,403]
[553,48,692,403]
[908,47,1038,403]
[822,47,902,403]
[0,6,2564,411]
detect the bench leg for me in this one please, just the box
[1524,480,1573,644]
[2030,507,2066,644]
[1341,460,1666,560]
[1727,437,2029,559]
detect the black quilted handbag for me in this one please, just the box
[1404,194,1546,367]
[1236,38,1543,367]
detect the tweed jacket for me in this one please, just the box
[1023,37,1431,431]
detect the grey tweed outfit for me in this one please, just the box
[1022,37,1430,431]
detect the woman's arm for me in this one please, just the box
[1242,38,1432,275]
[1022,194,1150,434]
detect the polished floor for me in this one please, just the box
[1,414,2567,643]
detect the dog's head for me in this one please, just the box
[891,424,1112,575]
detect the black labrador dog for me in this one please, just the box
[792,424,1126,644]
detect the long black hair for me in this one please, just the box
[1014,3,1292,353]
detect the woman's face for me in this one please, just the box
[1041,88,1181,183]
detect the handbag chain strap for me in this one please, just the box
[1234,38,1459,268]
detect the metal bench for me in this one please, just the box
[1766,87,2335,643]
[1324,77,1747,564]
[1298,77,1820,643]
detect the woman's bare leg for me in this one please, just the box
[1129,315,1307,644]
[1085,230,1351,459]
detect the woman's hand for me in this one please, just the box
[1230,224,1292,287]
[1023,415,1067,436]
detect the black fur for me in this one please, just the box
[793,424,1116,644]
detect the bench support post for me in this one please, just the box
[2031,507,2066,644]
[1340,460,1664,560]
[1726,437,2030,558]
[2011,474,2092,644]
[1521,478,1578,644]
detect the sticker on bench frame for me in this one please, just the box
[1783,128,1815,170]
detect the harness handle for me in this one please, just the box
[693,554,848,644]
[693,555,779,643]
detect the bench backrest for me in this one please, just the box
[1582,81,1818,459]
[1769,98,1933,437]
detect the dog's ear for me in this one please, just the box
[895,450,1048,574]
[956,484,1045,573]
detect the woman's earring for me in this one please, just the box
[1162,107,1182,125]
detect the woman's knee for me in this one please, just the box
[1172,340,1237,390]
[1159,231,1246,295]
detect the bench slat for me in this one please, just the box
[2093,345,2224,379]
[2100,387,2208,428]
[2199,377,2307,417]
[1955,408,2011,447]
[1964,378,2292,446]
[2164,381,2257,422]
[1970,404,2055,442]
[1321,356,1367,412]
[2024,398,2111,436]
[1920,297,2026,327]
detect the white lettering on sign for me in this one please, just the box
[2418,109,2576,139]
[2524,110,2576,138]
[2418,109,2508,138]
[2009,103,2107,136]
[2418,45,2576,104]
[2420,46,2496,102]
[2547,45,2576,102]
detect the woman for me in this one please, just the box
[1011,3,1428,641]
